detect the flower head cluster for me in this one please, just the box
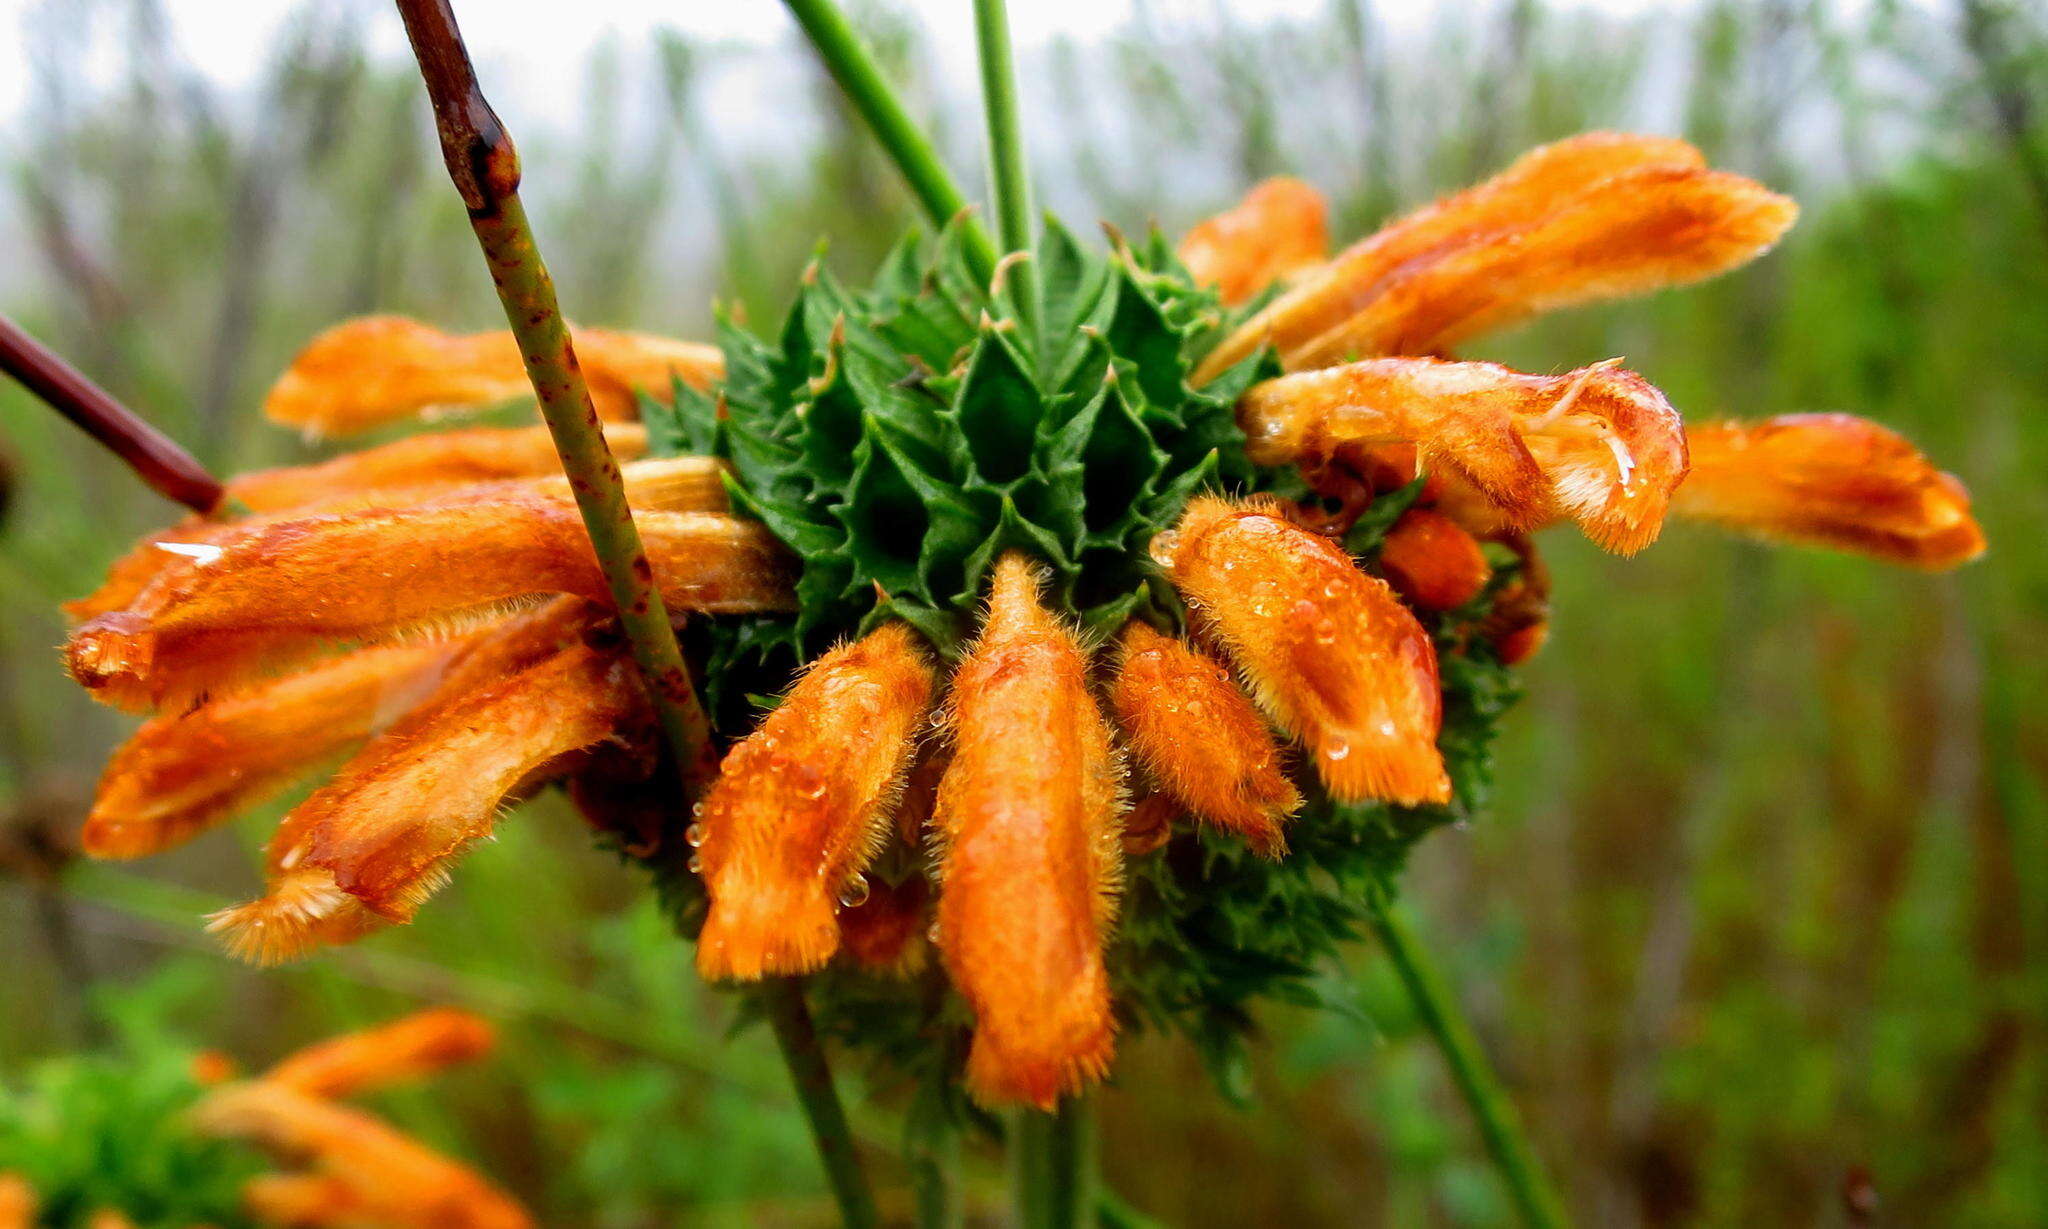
[63,133,1981,1111]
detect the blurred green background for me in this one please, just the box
[0,0,2043,1224]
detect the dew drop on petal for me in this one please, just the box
[1324,739,1351,763]
[684,823,706,849]
[686,853,703,874]
[837,876,871,909]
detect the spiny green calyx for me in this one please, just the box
[645,219,1278,668]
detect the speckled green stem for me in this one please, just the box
[972,0,1038,327]
[762,976,881,1229]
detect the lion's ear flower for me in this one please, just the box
[82,640,459,859]
[1237,356,1688,554]
[262,315,721,437]
[934,554,1123,1110]
[1673,414,1985,569]
[65,488,792,712]
[191,1080,530,1229]
[263,1008,496,1100]
[208,600,650,963]
[226,422,650,513]
[1110,621,1298,856]
[1157,496,1450,805]
[1375,509,1491,612]
[695,622,936,981]
[1177,176,1330,305]
[1195,131,1794,382]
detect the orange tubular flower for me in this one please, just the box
[82,639,458,859]
[226,422,650,512]
[1376,509,1490,612]
[935,555,1123,1109]
[1110,621,1299,855]
[1177,176,1330,305]
[209,600,651,963]
[1159,496,1450,806]
[1236,356,1688,553]
[190,1081,530,1229]
[65,490,791,712]
[695,623,936,981]
[1674,414,1985,569]
[1195,131,1794,381]
[263,1008,496,1100]
[263,315,722,436]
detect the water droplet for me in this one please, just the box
[837,876,871,909]
[686,853,704,874]
[690,801,704,818]
[1378,720,1397,738]
[1322,580,1344,599]
[802,778,828,801]
[1324,740,1351,762]
[1313,621,1337,646]
[684,823,706,848]
[925,922,942,944]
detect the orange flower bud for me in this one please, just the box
[934,555,1122,1109]
[1376,509,1490,611]
[1158,497,1450,805]
[209,602,649,962]
[82,641,458,860]
[1178,177,1330,305]
[227,423,649,512]
[191,1081,531,1229]
[1493,620,1549,665]
[1237,356,1687,553]
[263,315,720,437]
[65,492,792,711]
[1674,414,1985,570]
[1197,132,1792,382]
[265,1008,495,1100]
[838,875,932,974]
[1110,622,1298,855]
[695,623,936,981]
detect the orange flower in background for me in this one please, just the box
[1178,176,1329,305]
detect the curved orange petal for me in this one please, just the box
[1178,176,1330,306]
[264,1008,495,1100]
[65,491,792,712]
[1237,356,1688,553]
[191,1081,531,1229]
[1674,414,1985,569]
[1375,508,1491,612]
[935,555,1122,1109]
[227,422,647,512]
[1158,497,1449,805]
[82,640,458,859]
[209,602,648,961]
[1109,622,1298,855]
[263,315,720,437]
[695,623,936,981]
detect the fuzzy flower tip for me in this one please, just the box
[695,623,936,981]
[935,555,1123,1109]
[1177,176,1330,306]
[1158,496,1450,806]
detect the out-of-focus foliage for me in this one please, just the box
[1,0,2044,1224]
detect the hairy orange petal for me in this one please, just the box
[1674,414,1985,569]
[265,1008,495,1100]
[1178,177,1330,305]
[209,602,648,961]
[935,555,1122,1110]
[1159,497,1449,805]
[263,315,720,437]
[191,1081,531,1229]
[0,1174,34,1229]
[1238,356,1688,553]
[695,623,936,981]
[227,422,648,512]
[82,640,458,859]
[837,876,932,975]
[65,491,792,711]
[1110,622,1298,855]
[240,1172,369,1226]
[1375,508,1490,611]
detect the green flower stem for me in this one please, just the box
[1012,1097,1094,1229]
[1367,896,1570,1229]
[0,312,227,515]
[780,0,997,282]
[397,7,878,1225]
[972,0,1039,327]
[395,0,714,793]
[761,976,881,1229]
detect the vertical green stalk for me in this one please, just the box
[1012,1097,1094,1229]
[1367,896,1570,1229]
[780,0,997,281]
[971,0,1038,325]
[397,5,876,1225]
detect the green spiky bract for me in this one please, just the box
[641,219,1518,1115]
